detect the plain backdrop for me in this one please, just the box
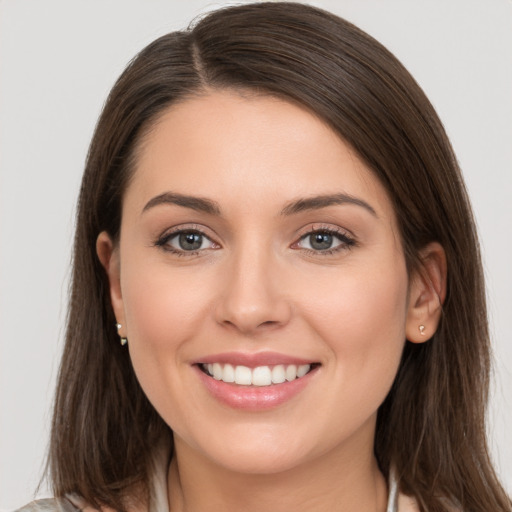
[1,0,511,509]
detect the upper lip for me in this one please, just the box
[194,351,317,368]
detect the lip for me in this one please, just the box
[193,351,315,368]
[192,352,320,410]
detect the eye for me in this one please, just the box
[156,229,218,254]
[302,232,338,251]
[295,229,355,253]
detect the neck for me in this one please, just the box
[167,424,388,512]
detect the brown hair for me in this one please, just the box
[47,3,511,511]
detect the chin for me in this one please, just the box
[175,421,318,475]
[208,445,311,475]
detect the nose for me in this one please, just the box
[214,245,292,336]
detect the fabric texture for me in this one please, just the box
[14,497,79,512]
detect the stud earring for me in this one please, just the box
[116,322,128,346]
[419,325,426,336]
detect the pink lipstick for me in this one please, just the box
[193,351,320,410]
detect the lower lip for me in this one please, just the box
[194,366,318,410]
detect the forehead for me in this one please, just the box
[126,90,395,222]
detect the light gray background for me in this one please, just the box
[1,0,511,509]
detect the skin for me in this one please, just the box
[97,90,445,512]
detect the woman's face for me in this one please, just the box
[103,90,415,474]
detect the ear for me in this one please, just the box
[96,231,126,338]
[405,242,447,343]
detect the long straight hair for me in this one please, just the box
[47,3,511,511]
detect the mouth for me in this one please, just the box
[193,352,321,409]
[198,362,320,387]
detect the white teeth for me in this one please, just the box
[212,363,222,380]
[271,365,286,384]
[202,363,312,386]
[297,364,310,378]
[234,365,252,385]
[285,364,297,381]
[252,366,272,386]
[222,363,235,383]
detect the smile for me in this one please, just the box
[194,352,320,409]
[201,363,312,386]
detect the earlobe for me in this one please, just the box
[96,231,126,337]
[405,242,447,343]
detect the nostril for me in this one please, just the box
[259,320,279,327]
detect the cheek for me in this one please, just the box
[302,254,409,395]
[121,256,209,349]
[338,273,408,350]
[118,251,213,401]
[118,259,216,434]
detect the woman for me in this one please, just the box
[17,2,511,511]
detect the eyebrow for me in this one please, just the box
[141,191,377,218]
[142,192,221,216]
[280,193,377,217]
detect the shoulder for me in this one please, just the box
[14,497,81,512]
[14,494,101,512]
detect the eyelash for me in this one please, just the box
[154,226,215,257]
[295,226,356,255]
[154,225,356,257]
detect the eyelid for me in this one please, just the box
[294,223,356,241]
[291,223,357,253]
[154,224,221,255]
